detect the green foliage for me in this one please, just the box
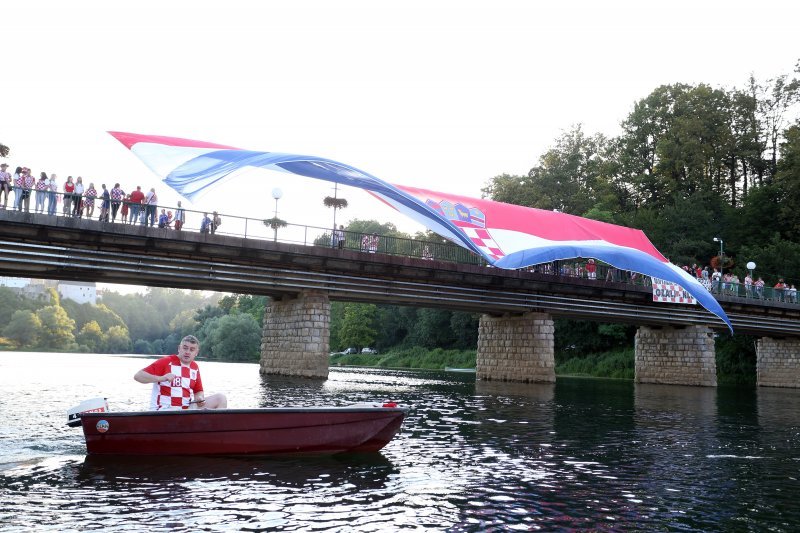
[105,325,132,353]
[0,287,40,325]
[737,235,800,282]
[133,339,153,354]
[483,125,611,215]
[202,313,261,361]
[555,319,636,361]
[35,305,76,350]
[3,310,42,349]
[76,321,104,352]
[100,287,216,342]
[169,309,199,338]
[555,349,635,380]
[338,303,377,350]
[331,346,476,370]
[61,300,125,332]
[715,335,757,386]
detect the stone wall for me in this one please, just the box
[635,326,716,386]
[476,312,555,383]
[260,290,330,378]
[756,338,800,388]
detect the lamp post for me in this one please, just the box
[271,187,283,242]
[713,237,724,272]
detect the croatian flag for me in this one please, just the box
[108,131,732,331]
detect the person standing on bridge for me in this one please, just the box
[73,177,84,218]
[46,174,58,215]
[0,163,11,209]
[98,183,110,222]
[200,212,212,234]
[21,168,35,213]
[12,167,23,211]
[62,176,75,216]
[110,183,124,222]
[35,173,48,213]
[174,201,185,231]
[145,187,158,227]
[84,182,97,218]
[129,185,144,224]
[134,335,227,411]
[331,225,344,248]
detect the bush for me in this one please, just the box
[556,349,635,379]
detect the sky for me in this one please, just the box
[4,1,799,248]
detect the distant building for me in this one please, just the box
[57,281,97,305]
[0,277,96,305]
[0,276,29,289]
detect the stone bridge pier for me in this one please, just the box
[476,312,555,383]
[756,338,800,388]
[260,290,330,379]
[634,326,717,386]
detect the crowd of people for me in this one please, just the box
[0,163,226,233]
[680,263,797,303]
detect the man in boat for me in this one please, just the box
[134,335,228,410]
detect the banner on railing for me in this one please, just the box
[652,278,697,305]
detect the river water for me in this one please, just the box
[1,352,799,531]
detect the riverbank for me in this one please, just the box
[330,346,755,385]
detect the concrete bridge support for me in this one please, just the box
[756,338,800,388]
[635,326,716,386]
[260,290,330,379]
[476,312,555,383]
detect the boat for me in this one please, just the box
[444,367,476,373]
[70,401,407,456]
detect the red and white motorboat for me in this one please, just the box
[68,399,407,456]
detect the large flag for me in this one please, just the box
[108,131,732,331]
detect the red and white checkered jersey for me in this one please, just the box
[141,354,204,410]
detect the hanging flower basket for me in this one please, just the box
[710,255,734,271]
[323,196,348,210]
[263,217,287,230]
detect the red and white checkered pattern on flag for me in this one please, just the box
[652,278,697,305]
[460,226,505,261]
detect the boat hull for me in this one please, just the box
[79,407,406,456]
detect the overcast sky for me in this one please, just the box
[4,0,799,239]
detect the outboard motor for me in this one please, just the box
[66,398,110,427]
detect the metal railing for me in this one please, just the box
[3,188,797,307]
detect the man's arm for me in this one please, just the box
[134,369,175,384]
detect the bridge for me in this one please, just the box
[1,208,798,389]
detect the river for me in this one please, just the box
[1,352,799,531]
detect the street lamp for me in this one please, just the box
[271,187,283,242]
[713,237,724,272]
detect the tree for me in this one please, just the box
[36,305,76,350]
[338,303,377,349]
[76,320,104,352]
[169,309,199,338]
[774,124,800,240]
[104,325,132,353]
[483,125,613,216]
[3,310,42,349]
[204,313,262,361]
[0,143,9,158]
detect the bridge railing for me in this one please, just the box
[7,190,798,305]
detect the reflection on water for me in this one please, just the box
[2,353,800,531]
